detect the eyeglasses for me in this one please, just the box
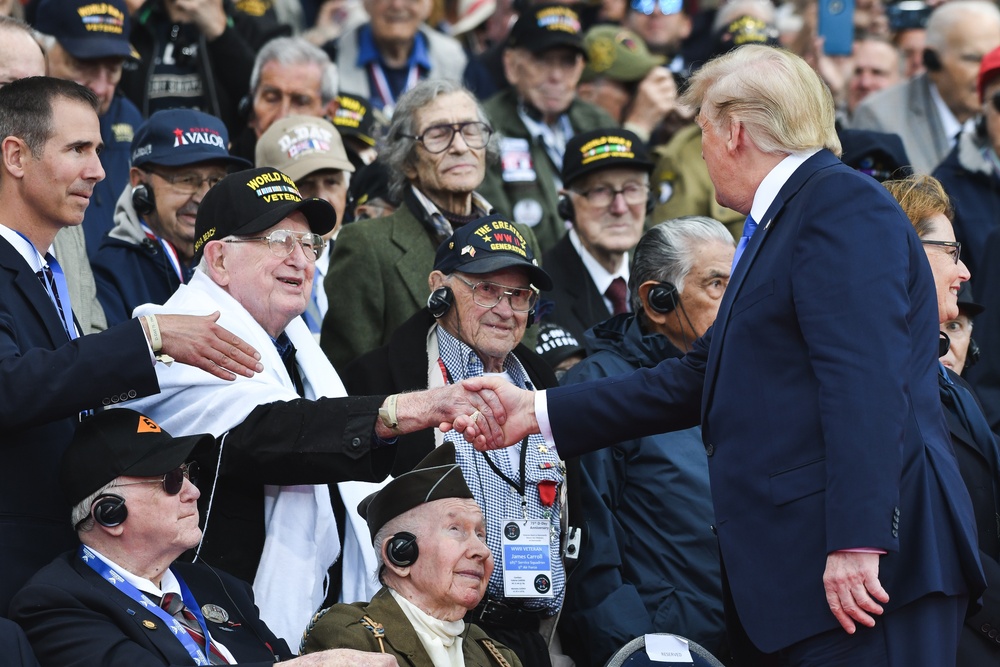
[571,182,649,208]
[453,275,539,312]
[114,462,199,495]
[406,121,493,153]
[147,169,226,195]
[630,0,683,16]
[225,230,325,262]
[921,239,961,265]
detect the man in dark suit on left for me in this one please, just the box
[0,76,264,615]
[9,408,395,667]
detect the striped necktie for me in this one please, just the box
[159,593,229,664]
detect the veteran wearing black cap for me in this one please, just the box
[303,445,523,667]
[9,409,396,667]
[542,128,655,344]
[119,167,507,648]
[477,3,617,255]
[345,215,580,667]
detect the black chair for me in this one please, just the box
[604,633,725,667]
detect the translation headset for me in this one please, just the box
[922,48,942,72]
[131,182,156,217]
[386,531,419,567]
[427,285,537,326]
[91,493,128,528]
[647,281,679,314]
[968,338,981,370]
[557,192,656,222]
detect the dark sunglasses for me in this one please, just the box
[115,462,198,495]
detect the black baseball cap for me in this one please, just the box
[433,213,553,290]
[358,443,474,540]
[35,0,138,61]
[60,409,214,506]
[561,128,654,187]
[344,159,393,223]
[957,282,985,318]
[506,3,586,57]
[194,167,335,258]
[331,93,386,148]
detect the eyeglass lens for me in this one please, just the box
[471,281,537,311]
[164,462,198,494]
[419,122,492,153]
[268,230,324,262]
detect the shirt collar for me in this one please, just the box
[356,23,431,70]
[568,227,628,296]
[0,223,50,272]
[749,149,821,224]
[436,324,534,391]
[929,81,974,146]
[84,545,181,600]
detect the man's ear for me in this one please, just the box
[637,280,670,326]
[428,269,448,292]
[129,166,146,188]
[502,49,520,87]
[324,96,339,122]
[203,241,230,286]
[0,136,28,179]
[381,542,411,579]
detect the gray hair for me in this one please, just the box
[628,216,734,315]
[371,510,422,583]
[71,479,120,531]
[379,79,499,202]
[925,1,1000,53]
[250,37,339,107]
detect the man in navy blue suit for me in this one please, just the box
[453,45,986,666]
[0,76,264,616]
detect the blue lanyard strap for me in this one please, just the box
[79,545,214,665]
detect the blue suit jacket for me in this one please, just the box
[0,236,158,615]
[10,552,291,666]
[546,151,985,652]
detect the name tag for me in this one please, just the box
[501,518,553,598]
[500,138,536,183]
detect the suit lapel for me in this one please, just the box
[0,237,71,348]
[392,208,438,310]
[365,589,429,667]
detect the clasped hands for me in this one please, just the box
[439,377,538,451]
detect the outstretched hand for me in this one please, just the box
[152,312,263,381]
[823,551,889,634]
[440,377,539,450]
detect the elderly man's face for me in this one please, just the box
[134,161,229,262]
[404,497,492,620]
[250,61,326,139]
[404,91,487,211]
[115,471,202,560]
[434,267,534,372]
[568,167,648,269]
[216,213,316,337]
[46,42,124,116]
[847,39,901,114]
[930,15,1000,121]
[662,238,733,350]
[364,0,432,45]
[297,168,348,239]
[504,47,585,122]
[0,30,45,87]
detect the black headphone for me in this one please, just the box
[647,281,679,314]
[427,284,538,325]
[557,193,656,222]
[131,183,156,217]
[386,531,419,567]
[922,49,942,72]
[92,494,128,528]
[967,337,981,370]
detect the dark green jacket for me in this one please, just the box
[302,587,523,667]
[478,89,617,255]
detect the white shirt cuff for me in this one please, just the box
[534,389,556,447]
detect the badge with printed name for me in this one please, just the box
[500,518,553,598]
[500,138,536,183]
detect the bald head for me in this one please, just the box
[0,18,45,87]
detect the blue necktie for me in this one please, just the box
[36,253,76,340]
[301,277,322,334]
[732,214,758,271]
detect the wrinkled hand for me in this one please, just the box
[442,377,538,450]
[168,0,227,38]
[624,67,678,135]
[153,311,263,381]
[823,551,889,633]
[384,383,507,447]
[289,648,399,666]
[428,382,507,449]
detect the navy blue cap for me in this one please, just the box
[131,109,251,170]
[35,0,137,61]
[561,128,654,187]
[433,213,552,290]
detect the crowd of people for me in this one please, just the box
[1,0,999,666]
